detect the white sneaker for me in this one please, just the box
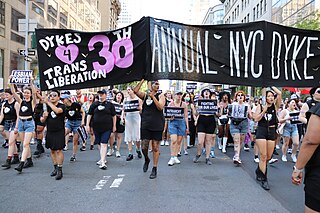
[291,154,297,163]
[233,156,242,165]
[184,149,188,155]
[268,158,278,164]
[168,158,175,166]
[218,143,222,150]
[287,148,292,154]
[63,145,68,151]
[254,157,260,163]
[99,163,107,170]
[30,138,35,145]
[160,140,165,146]
[282,155,287,162]
[165,141,170,146]
[115,151,121,158]
[276,145,280,150]
[222,147,226,153]
[107,149,113,156]
[174,157,181,164]
[96,160,107,165]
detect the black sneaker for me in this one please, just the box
[251,141,255,148]
[2,159,11,169]
[126,154,133,161]
[206,158,212,165]
[80,146,86,151]
[244,144,250,151]
[177,152,181,157]
[90,145,94,150]
[136,150,142,159]
[193,155,200,163]
[70,156,76,162]
[149,167,157,179]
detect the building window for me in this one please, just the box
[256,3,259,18]
[0,49,4,78]
[253,7,256,21]
[48,15,57,25]
[247,13,250,22]
[60,13,67,26]
[0,0,5,25]
[241,0,244,10]
[264,0,267,12]
[11,32,25,44]
[32,3,44,17]
[260,0,263,16]
[10,51,24,72]
[11,8,25,31]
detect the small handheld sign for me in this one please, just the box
[10,70,33,85]
[77,126,88,143]
[228,104,248,118]
[164,106,184,119]
[124,100,140,112]
[186,83,197,93]
[113,103,123,116]
[197,99,218,114]
[289,112,301,124]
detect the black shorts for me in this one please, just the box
[141,129,162,141]
[255,126,276,140]
[197,115,216,134]
[116,117,125,133]
[305,192,320,212]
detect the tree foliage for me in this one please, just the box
[294,11,320,31]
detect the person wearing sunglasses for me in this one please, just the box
[253,87,282,190]
[9,77,37,173]
[40,90,66,180]
[229,90,253,165]
[299,86,320,126]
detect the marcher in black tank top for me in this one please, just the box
[254,87,282,190]
[10,77,37,173]
[134,79,165,179]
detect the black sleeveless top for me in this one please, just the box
[19,100,33,116]
[3,100,17,121]
[141,93,165,131]
[258,104,277,127]
[306,99,318,122]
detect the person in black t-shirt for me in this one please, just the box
[292,101,320,212]
[40,90,66,180]
[86,89,116,170]
[61,94,85,162]
[133,80,165,179]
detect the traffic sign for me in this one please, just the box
[19,49,36,56]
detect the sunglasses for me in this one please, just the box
[237,94,244,97]
[316,90,320,94]
[49,94,58,97]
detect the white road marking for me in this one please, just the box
[110,174,125,188]
[93,176,111,190]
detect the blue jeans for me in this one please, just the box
[18,119,35,133]
[168,119,186,136]
[66,119,82,133]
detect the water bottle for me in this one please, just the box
[43,103,47,112]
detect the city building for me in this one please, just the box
[272,0,319,26]
[203,4,224,25]
[98,0,121,30]
[0,0,121,89]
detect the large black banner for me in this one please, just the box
[36,18,148,90]
[36,17,320,90]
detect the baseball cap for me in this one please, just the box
[60,94,71,99]
[97,89,107,94]
[310,86,320,96]
[175,90,183,95]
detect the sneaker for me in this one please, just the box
[193,155,200,163]
[160,140,165,146]
[184,149,188,155]
[254,157,260,163]
[96,160,107,165]
[107,149,113,156]
[210,150,215,158]
[218,142,222,150]
[99,163,107,170]
[201,148,206,156]
[233,156,242,165]
[276,145,280,150]
[174,157,180,164]
[165,141,169,146]
[2,141,8,149]
[206,158,212,165]
[63,145,68,151]
[251,141,255,148]
[126,154,133,161]
[177,152,181,157]
[291,154,297,163]
[244,144,250,151]
[70,156,76,162]
[115,151,121,158]
[281,155,287,162]
[30,138,35,145]
[168,158,175,166]
[80,146,86,151]
[268,158,278,164]
[287,148,292,154]
[90,145,94,150]
[222,147,226,153]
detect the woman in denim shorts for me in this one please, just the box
[167,90,189,166]
[1,88,20,168]
[279,99,300,163]
[10,78,37,173]
[229,90,252,165]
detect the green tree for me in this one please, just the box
[294,11,320,31]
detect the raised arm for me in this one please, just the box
[133,79,146,100]
[9,79,22,104]
[271,86,282,109]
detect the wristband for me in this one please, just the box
[293,165,304,173]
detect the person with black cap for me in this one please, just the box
[299,86,320,126]
[86,89,116,170]
[133,79,165,179]
[61,93,85,162]
[40,90,66,180]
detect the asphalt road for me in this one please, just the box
[0,138,303,213]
